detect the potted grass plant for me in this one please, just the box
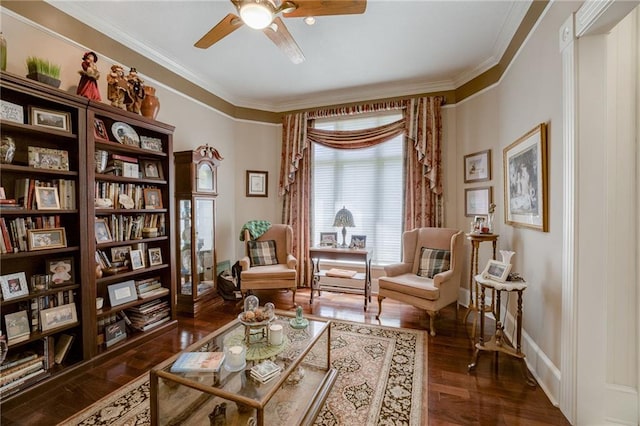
[26,56,61,88]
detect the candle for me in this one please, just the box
[225,345,246,371]
[269,324,283,346]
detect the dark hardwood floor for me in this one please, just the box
[1,288,570,425]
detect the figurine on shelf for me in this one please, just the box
[125,67,145,114]
[76,51,101,101]
[106,64,131,109]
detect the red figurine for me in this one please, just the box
[77,51,101,101]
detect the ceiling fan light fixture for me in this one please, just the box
[239,2,274,29]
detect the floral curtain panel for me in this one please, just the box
[279,97,444,285]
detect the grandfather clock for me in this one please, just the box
[174,144,223,316]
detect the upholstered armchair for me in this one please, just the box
[377,227,463,336]
[239,224,298,305]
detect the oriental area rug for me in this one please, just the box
[59,320,426,425]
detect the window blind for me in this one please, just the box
[312,112,403,264]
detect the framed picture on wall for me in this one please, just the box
[464,149,491,183]
[503,123,548,231]
[246,170,268,197]
[465,186,492,217]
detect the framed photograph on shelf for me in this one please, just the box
[148,247,162,266]
[47,258,75,285]
[111,246,131,263]
[93,118,109,141]
[143,188,163,209]
[349,235,367,249]
[40,303,78,331]
[319,232,338,247]
[464,149,491,183]
[141,159,163,179]
[0,272,29,300]
[28,147,69,171]
[95,219,113,243]
[504,123,548,231]
[140,136,163,152]
[107,280,138,307]
[481,260,512,283]
[464,186,492,217]
[4,310,30,343]
[246,170,268,197]
[1,100,24,123]
[29,106,71,133]
[129,249,145,270]
[35,186,61,210]
[27,228,67,251]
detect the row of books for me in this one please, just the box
[14,178,77,210]
[0,345,52,398]
[102,213,166,242]
[94,182,159,210]
[135,277,169,300]
[124,299,170,332]
[97,313,123,346]
[0,216,62,253]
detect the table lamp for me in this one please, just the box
[333,206,355,247]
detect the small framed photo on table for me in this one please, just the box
[319,232,337,247]
[349,235,367,249]
[481,260,512,283]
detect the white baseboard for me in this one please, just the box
[605,384,639,425]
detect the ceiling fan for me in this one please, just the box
[194,0,367,64]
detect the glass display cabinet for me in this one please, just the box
[174,145,223,316]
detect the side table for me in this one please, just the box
[463,233,498,339]
[467,274,536,386]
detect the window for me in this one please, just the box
[312,112,403,264]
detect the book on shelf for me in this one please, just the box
[54,333,74,364]
[170,352,225,373]
[0,352,39,372]
[137,287,169,300]
[0,359,44,386]
[0,355,43,377]
[0,369,49,397]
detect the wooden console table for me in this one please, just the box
[463,232,498,339]
[467,274,536,386]
[308,247,372,311]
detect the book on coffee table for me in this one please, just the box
[170,352,225,373]
[250,360,282,383]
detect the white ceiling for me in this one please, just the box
[47,0,532,112]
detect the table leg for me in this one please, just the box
[468,283,486,371]
[309,258,318,304]
[463,241,479,339]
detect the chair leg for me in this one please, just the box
[292,288,296,306]
[427,310,437,337]
[375,295,385,320]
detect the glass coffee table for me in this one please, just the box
[150,312,335,425]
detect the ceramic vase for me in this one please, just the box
[500,250,515,264]
[141,85,160,119]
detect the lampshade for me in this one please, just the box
[333,206,355,247]
[239,1,274,29]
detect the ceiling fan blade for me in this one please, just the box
[283,0,366,18]
[263,17,305,64]
[194,13,243,49]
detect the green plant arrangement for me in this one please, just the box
[25,56,61,88]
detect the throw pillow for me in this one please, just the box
[248,240,278,266]
[417,247,451,278]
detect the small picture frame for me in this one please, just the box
[140,136,163,152]
[35,186,61,210]
[141,160,163,179]
[28,147,70,171]
[148,247,163,266]
[40,303,78,331]
[27,228,67,251]
[472,215,487,233]
[0,272,29,300]
[319,232,338,247]
[0,187,5,199]
[129,249,145,270]
[464,149,491,183]
[481,260,512,283]
[349,235,367,249]
[465,186,492,217]
[111,246,131,263]
[29,106,71,133]
[47,257,75,285]
[107,280,138,307]
[143,188,163,209]
[246,170,268,197]
[4,310,30,343]
[94,118,109,141]
[95,219,113,243]
[1,100,24,123]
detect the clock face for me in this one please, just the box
[197,163,214,192]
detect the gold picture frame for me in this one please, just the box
[503,123,548,231]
